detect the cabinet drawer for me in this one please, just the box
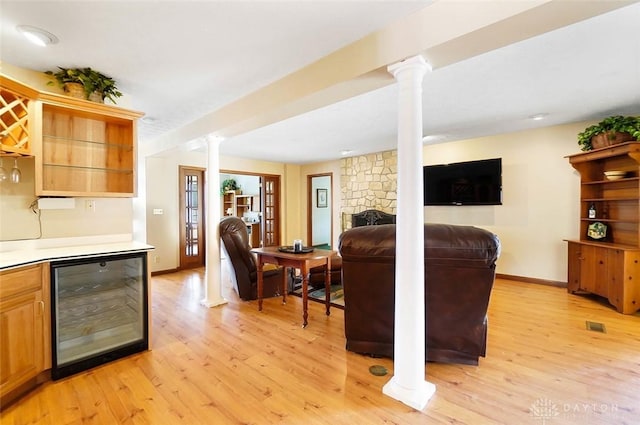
[0,264,42,300]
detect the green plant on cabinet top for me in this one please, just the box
[45,67,123,103]
[221,178,240,195]
[577,115,640,151]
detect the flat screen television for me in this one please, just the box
[423,158,502,206]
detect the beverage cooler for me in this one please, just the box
[50,251,148,380]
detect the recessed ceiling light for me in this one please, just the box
[16,25,58,47]
[422,134,446,144]
[340,150,353,156]
[529,113,548,121]
[140,116,156,124]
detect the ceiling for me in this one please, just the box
[2,1,639,164]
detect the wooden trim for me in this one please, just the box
[566,142,640,163]
[496,273,567,288]
[151,268,180,276]
[0,74,40,98]
[38,93,144,120]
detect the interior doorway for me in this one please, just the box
[179,166,206,269]
[307,173,332,249]
[220,171,281,247]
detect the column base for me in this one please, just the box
[382,375,436,411]
[200,297,228,308]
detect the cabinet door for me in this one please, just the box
[612,250,640,314]
[0,265,46,399]
[576,245,607,296]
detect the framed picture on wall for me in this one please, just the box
[317,188,328,208]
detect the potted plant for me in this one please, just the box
[221,178,240,195]
[577,115,640,151]
[44,67,123,104]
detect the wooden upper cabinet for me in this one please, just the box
[1,75,144,197]
[0,78,38,156]
[34,99,142,197]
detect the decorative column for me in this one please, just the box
[201,134,228,308]
[383,55,435,410]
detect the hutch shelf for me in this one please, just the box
[222,191,255,217]
[566,142,640,314]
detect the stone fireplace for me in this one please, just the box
[340,149,397,230]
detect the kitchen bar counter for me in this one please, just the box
[0,238,153,270]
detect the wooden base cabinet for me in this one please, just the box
[0,263,51,407]
[567,242,640,314]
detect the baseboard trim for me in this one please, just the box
[151,268,180,276]
[496,273,567,288]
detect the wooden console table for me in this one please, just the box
[251,247,333,327]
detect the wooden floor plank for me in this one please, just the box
[2,270,639,424]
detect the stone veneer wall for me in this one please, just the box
[340,150,397,230]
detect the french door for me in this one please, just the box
[261,175,281,246]
[179,166,205,269]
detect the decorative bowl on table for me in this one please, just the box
[604,170,627,180]
[278,246,314,254]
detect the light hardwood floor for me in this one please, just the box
[2,270,639,424]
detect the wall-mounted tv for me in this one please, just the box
[423,158,502,206]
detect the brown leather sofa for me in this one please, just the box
[338,223,500,365]
[219,217,285,301]
[307,208,394,288]
[308,254,342,288]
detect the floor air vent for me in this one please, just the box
[585,321,606,333]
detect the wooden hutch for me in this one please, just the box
[566,142,640,314]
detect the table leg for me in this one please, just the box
[257,256,264,312]
[325,258,331,316]
[282,267,287,305]
[301,264,309,328]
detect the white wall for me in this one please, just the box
[423,122,583,283]
[0,156,133,243]
[220,173,260,195]
[145,151,206,272]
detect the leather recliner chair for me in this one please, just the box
[219,216,285,301]
[338,223,500,365]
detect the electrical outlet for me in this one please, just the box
[153,256,160,264]
[85,200,96,212]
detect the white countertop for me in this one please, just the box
[0,239,154,270]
